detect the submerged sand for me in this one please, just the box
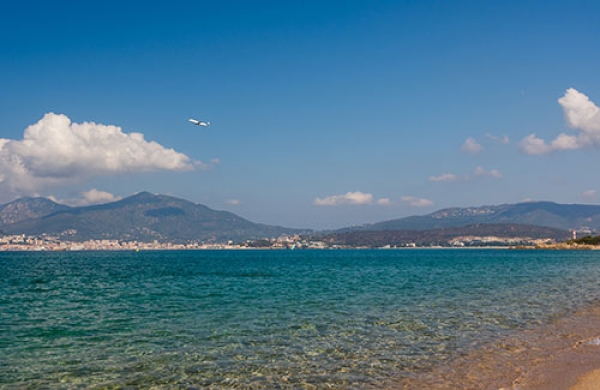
[393,301,600,389]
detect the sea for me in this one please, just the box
[3,249,600,389]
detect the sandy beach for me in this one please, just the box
[498,304,600,390]
[571,369,600,390]
[515,339,600,390]
[396,302,600,389]
[507,304,600,390]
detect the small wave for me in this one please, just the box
[585,337,600,346]
[576,336,600,347]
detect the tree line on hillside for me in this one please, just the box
[309,224,570,248]
[568,235,600,246]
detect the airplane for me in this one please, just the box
[189,118,210,127]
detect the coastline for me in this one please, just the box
[492,302,600,390]
[397,300,600,389]
[494,302,600,390]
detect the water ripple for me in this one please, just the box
[2,249,600,388]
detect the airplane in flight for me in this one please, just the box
[188,118,210,127]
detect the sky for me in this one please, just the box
[1,0,600,230]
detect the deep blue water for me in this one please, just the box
[2,249,600,389]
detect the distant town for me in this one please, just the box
[0,233,567,251]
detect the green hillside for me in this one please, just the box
[0,192,304,243]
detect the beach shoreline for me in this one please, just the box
[395,301,600,389]
[505,303,600,390]
[570,368,600,390]
[514,337,600,390]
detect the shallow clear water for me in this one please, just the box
[2,249,600,389]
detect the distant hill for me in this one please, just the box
[0,192,305,243]
[0,197,71,225]
[315,223,570,248]
[351,202,600,233]
[1,196,597,245]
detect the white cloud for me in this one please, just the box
[0,113,197,199]
[226,199,241,206]
[462,137,482,154]
[429,173,459,182]
[430,167,501,183]
[313,191,373,206]
[488,169,502,179]
[560,88,600,132]
[474,166,502,179]
[552,133,583,150]
[520,88,600,155]
[80,189,121,204]
[50,188,122,206]
[473,166,484,176]
[377,198,392,206]
[520,198,537,203]
[519,134,553,155]
[196,158,221,171]
[401,196,434,207]
[582,190,596,200]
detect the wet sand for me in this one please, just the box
[500,302,600,390]
[395,301,600,389]
[570,368,600,390]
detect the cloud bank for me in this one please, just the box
[0,113,196,198]
[520,88,600,154]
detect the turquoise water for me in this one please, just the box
[2,249,600,389]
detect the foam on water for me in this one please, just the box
[582,337,600,346]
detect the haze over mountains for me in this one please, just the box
[0,192,598,243]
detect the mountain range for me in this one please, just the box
[317,223,571,247]
[1,193,599,243]
[0,192,304,243]
[350,202,600,233]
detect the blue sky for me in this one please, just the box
[1,1,600,229]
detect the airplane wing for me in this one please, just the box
[189,119,210,127]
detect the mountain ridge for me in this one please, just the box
[1,195,598,243]
[351,201,600,233]
[315,223,570,247]
[0,192,305,243]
